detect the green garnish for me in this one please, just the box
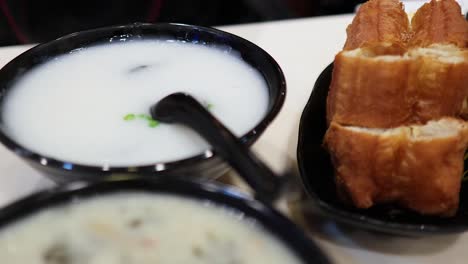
[123,113,136,121]
[123,113,160,128]
[148,119,159,128]
[203,101,214,110]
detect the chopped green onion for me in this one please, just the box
[124,113,159,128]
[123,113,136,121]
[202,101,214,110]
[148,119,159,128]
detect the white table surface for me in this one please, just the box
[0,14,466,264]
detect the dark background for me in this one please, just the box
[0,0,365,46]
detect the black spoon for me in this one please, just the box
[150,93,286,203]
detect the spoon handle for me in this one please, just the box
[151,93,283,202]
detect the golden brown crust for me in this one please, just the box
[324,119,468,216]
[324,122,401,208]
[327,49,468,128]
[327,51,412,127]
[461,98,468,120]
[408,51,468,122]
[344,0,410,51]
[325,0,468,216]
[410,0,468,48]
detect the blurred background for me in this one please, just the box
[0,0,466,47]
[0,0,367,46]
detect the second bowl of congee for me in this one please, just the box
[0,178,330,263]
[0,23,286,183]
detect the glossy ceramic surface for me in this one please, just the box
[151,93,284,203]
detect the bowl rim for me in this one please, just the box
[0,22,286,176]
[0,177,330,263]
[297,63,468,236]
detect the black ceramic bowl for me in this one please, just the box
[297,63,468,236]
[0,23,286,183]
[0,177,330,263]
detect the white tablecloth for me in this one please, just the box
[0,14,466,264]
